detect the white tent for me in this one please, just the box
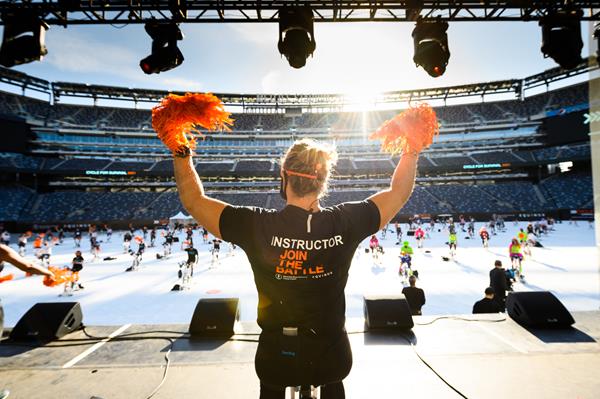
[169,211,194,225]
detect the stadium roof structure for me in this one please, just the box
[0,57,596,109]
[0,67,50,95]
[0,1,598,23]
[50,80,525,106]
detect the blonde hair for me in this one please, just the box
[281,138,338,199]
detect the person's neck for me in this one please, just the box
[286,194,321,212]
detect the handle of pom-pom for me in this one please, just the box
[173,146,192,158]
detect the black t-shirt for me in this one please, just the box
[489,268,508,298]
[401,286,426,315]
[72,255,84,272]
[219,200,380,332]
[473,298,501,314]
[212,239,221,250]
[185,247,198,262]
[124,233,132,242]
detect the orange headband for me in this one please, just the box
[284,169,317,179]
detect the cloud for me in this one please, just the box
[228,23,278,46]
[261,70,283,93]
[44,28,140,80]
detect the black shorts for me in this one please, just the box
[72,264,83,273]
[255,329,352,389]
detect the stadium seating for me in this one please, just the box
[0,186,34,221]
[0,173,593,224]
[0,79,594,225]
[479,182,545,212]
[150,160,174,173]
[354,159,394,174]
[540,173,593,210]
[430,156,473,168]
[470,151,522,164]
[20,191,106,223]
[0,78,590,134]
[234,160,273,176]
[52,158,112,172]
[425,184,512,214]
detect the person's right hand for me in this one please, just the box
[35,265,55,279]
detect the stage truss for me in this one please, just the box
[0,1,599,24]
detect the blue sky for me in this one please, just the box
[4,21,595,95]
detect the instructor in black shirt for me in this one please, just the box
[171,138,419,399]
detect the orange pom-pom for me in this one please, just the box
[152,93,233,155]
[370,103,439,155]
[43,266,76,287]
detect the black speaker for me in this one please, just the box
[506,291,574,328]
[189,298,239,338]
[363,295,414,330]
[10,302,83,341]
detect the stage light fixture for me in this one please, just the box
[412,19,450,78]
[277,6,316,69]
[540,9,583,70]
[139,21,184,75]
[0,11,48,68]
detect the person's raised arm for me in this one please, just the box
[369,152,419,230]
[0,243,54,278]
[152,93,233,239]
[173,156,227,239]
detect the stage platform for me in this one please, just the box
[1,311,599,399]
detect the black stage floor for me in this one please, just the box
[1,311,599,398]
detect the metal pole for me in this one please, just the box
[587,22,600,310]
